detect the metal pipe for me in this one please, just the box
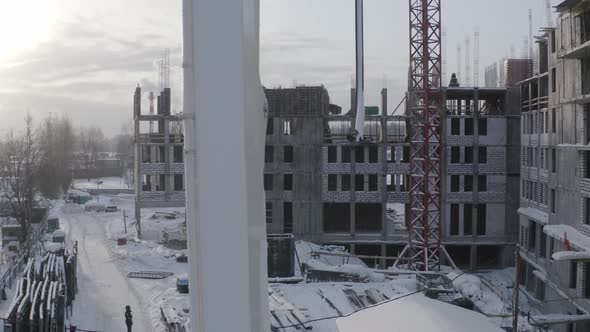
[354,0,366,142]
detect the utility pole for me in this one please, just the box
[123,210,127,234]
[513,245,521,332]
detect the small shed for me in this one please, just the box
[47,216,59,233]
[52,230,66,243]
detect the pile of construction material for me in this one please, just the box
[3,242,78,332]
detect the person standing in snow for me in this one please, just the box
[125,305,133,332]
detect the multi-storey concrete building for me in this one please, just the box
[517,1,590,330]
[133,86,185,236]
[264,85,520,269]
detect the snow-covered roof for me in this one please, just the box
[530,314,590,326]
[518,207,548,225]
[551,251,590,261]
[544,224,590,252]
[336,293,504,332]
[558,143,590,150]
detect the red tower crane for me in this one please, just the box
[406,0,444,271]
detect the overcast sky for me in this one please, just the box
[0,0,561,136]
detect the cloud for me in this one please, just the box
[0,18,182,136]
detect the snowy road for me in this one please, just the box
[59,205,150,332]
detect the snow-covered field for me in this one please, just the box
[72,177,131,190]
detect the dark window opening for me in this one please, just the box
[355,147,365,163]
[571,262,578,289]
[540,232,547,258]
[386,175,395,192]
[551,149,556,173]
[142,174,151,191]
[451,147,460,164]
[551,30,556,53]
[173,146,183,163]
[464,147,473,164]
[283,174,293,191]
[585,263,590,298]
[402,146,410,163]
[283,202,293,233]
[265,146,274,163]
[266,117,274,135]
[284,146,294,163]
[328,174,337,192]
[342,175,351,191]
[355,244,382,267]
[478,175,487,192]
[264,174,273,191]
[265,202,272,224]
[355,203,382,233]
[451,175,460,192]
[342,146,351,163]
[529,221,537,251]
[478,118,488,136]
[450,204,459,236]
[551,68,557,93]
[465,118,474,135]
[585,197,590,225]
[464,175,473,192]
[323,203,351,233]
[157,146,166,163]
[464,204,473,235]
[478,146,487,164]
[142,146,151,163]
[451,118,460,135]
[368,174,378,191]
[328,146,337,163]
[156,174,166,191]
[551,189,556,213]
[174,174,183,191]
[368,146,378,163]
[355,174,364,191]
[551,109,556,133]
[584,151,590,178]
[388,147,395,163]
[477,204,486,236]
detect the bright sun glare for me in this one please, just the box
[0,1,56,64]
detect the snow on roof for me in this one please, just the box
[518,207,548,225]
[551,251,590,261]
[544,224,590,252]
[52,230,66,237]
[530,314,590,326]
[336,293,504,332]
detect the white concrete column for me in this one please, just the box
[182,1,269,332]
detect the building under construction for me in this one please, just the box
[516,1,590,330]
[264,84,521,269]
[133,86,184,237]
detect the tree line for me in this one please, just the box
[0,114,132,253]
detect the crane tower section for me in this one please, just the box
[407,0,443,271]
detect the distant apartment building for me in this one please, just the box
[517,1,590,330]
[264,85,520,269]
[133,86,184,236]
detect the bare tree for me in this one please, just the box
[78,126,105,168]
[0,115,41,256]
[38,114,76,198]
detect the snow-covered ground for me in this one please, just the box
[53,193,188,331]
[22,178,529,332]
[72,177,131,190]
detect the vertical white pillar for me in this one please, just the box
[354,0,365,142]
[182,1,269,332]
